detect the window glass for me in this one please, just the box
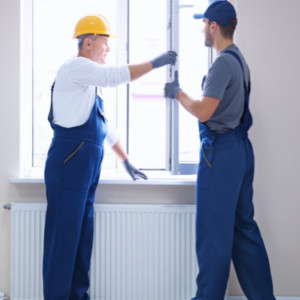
[128,0,167,169]
[178,2,209,163]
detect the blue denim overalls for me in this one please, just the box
[193,51,276,300]
[43,83,107,299]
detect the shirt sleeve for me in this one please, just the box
[105,124,120,148]
[68,57,131,88]
[202,56,233,101]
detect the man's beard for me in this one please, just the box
[205,32,213,47]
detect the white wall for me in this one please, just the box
[0,0,21,294]
[0,0,300,298]
[229,0,300,297]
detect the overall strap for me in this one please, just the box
[51,81,55,93]
[224,50,253,131]
[224,50,250,95]
[48,81,56,123]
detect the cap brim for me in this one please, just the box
[193,13,205,19]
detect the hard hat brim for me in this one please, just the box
[73,33,116,39]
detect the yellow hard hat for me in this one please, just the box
[73,14,115,38]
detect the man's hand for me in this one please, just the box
[164,71,181,99]
[151,51,177,69]
[123,159,148,181]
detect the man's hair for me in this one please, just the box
[208,19,237,39]
[77,34,97,51]
[77,34,110,50]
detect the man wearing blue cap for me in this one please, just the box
[165,1,276,299]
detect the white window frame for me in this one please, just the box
[168,0,212,175]
[20,0,210,178]
[19,0,129,178]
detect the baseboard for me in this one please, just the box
[229,297,300,300]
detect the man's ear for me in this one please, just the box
[84,37,91,49]
[210,21,218,33]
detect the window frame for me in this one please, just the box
[20,0,210,178]
[168,0,212,175]
[20,0,128,178]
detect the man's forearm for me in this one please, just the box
[128,62,153,81]
[111,140,128,162]
[177,90,220,123]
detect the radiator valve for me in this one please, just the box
[0,291,9,300]
[3,204,11,210]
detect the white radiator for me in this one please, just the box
[9,202,203,300]
[10,203,45,299]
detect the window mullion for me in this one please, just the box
[169,0,210,175]
[167,0,180,174]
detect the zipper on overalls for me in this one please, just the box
[201,143,212,168]
[63,141,85,164]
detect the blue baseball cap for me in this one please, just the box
[193,0,237,27]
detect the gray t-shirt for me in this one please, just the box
[202,44,250,133]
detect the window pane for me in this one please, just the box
[128,0,167,169]
[178,3,209,163]
[32,0,117,168]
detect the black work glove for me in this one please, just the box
[164,71,181,99]
[151,51,177,69]
[123,159,148,180]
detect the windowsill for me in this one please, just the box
[10,170,197,186]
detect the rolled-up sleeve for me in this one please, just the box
[105,125,120,148]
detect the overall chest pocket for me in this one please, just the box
[97,107,107,122]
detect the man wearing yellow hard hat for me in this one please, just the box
[43,14,177,299]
